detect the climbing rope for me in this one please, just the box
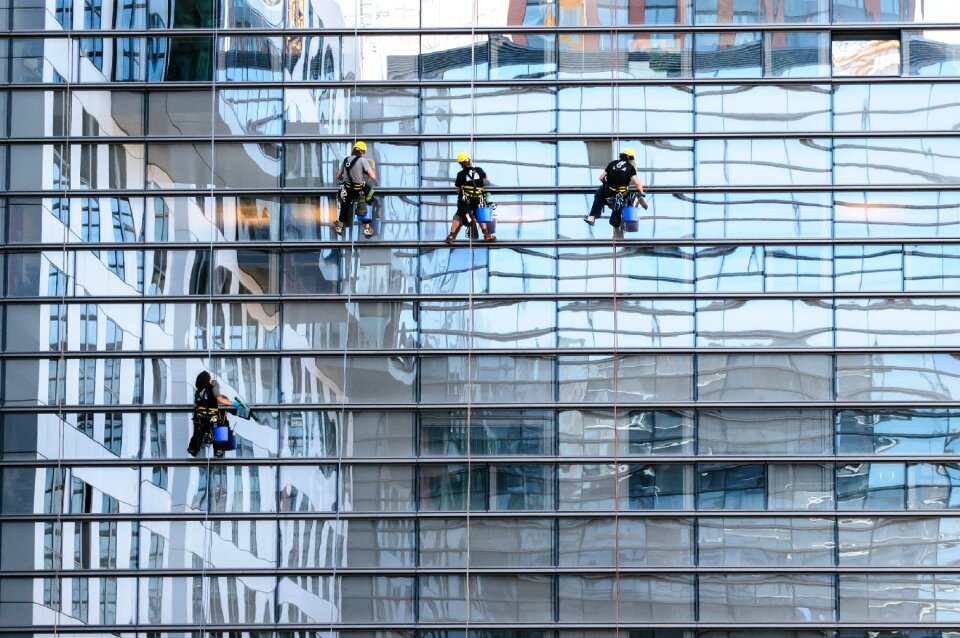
[329,2,363,629]
[464,0,479,627]
[610,19,622,637]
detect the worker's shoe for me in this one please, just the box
[333,221,344,235]
[364,225,374,238]
[583,215,596,226]
[445,233,457,245]
[484,232,496,242]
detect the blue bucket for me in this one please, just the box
[355,206,372,223]
[476,206,493,223]
[213,425,230,443]
[226,433,238,451]
[484,215,496,233]
[623,220,639,232]
[622,206,640,222]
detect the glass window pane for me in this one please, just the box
[420,355,555,404]
[698,517,835,567]
[559,299,694,348]
[834,85,960,133]
[699,574,835,622]
[147,143,213,189]
[420,300,556,349]
[558,86,693,135]
[909,463,960,510]
[697,354,833,402]
[624,463,694,510]
[280,356,416,405]
[559,355,694,403]
[559,517,694,567]
[836,298,960,348]
[489,33,556,80]
[284,35,342,82]
[838,409,960,455]
[341,465,415,512]
[695,0,828,23]
[834,245,903,292]
[695,85,831,132]
[557,246,695,294]
[835,138,960,185]
[906,30,960,76]
[833,37,901,76]
[839,517,960,567]
[837,353,960,402]
[836,462,907,510]
[699,409,833,455]
[422,86,556,135]
[559,409,693,457]
[421,409,554,456]
[839,574,960,623]
[695,32,762,77]
[696,139,832,187]
[696,299,833,347]
[282,302,415,350]
[768,31,830,76]
[10,90,65,138]
[147,37,214,81]
[560,575,694,622]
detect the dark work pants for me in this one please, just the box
[590,184,626,227]
[338,184,374,223]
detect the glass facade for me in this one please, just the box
[3,0,960,635]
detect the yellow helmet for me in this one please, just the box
[353,141,367,153]
[621,147,636,159]
[457,151,471,163]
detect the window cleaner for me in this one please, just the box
[446,151,496,244]
[188,371,245,458]
[334,141,377,238]
[584,147,648,229]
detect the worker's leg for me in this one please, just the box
[187,419,203,457]
[588,185,611,219]
[609,190,625,228]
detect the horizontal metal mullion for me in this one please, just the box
[7,292,960,305]
[10,22,960,37]
[9,75,960,91]
[10,130,960,144]
[1,511,954,523]
[12,238,960,251]
[7,185,960,199]
[3,566,958,578]
[7,184,960,197]
[6,346,960,359]
[4,625,960,635]
[2,455,959,468]
[4,401,960,413]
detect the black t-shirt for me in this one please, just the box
[194,383,220,410]
[455,166,487,190]
[604,159,637,187]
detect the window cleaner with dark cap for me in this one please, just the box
[334,141,377,238]
[446,151,496,244]
[188,371,239,458]
[584,147,648,228]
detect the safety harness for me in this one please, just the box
[341,155,367,193]
[461,168,485,198]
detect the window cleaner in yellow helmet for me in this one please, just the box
[584,147,648,229]
[446,151,496,244]
[334,141,377,238]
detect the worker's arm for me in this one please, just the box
[598,170,607,183]
[631,174,645,192]
[216,395,233,408]
[366,167,377,181]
